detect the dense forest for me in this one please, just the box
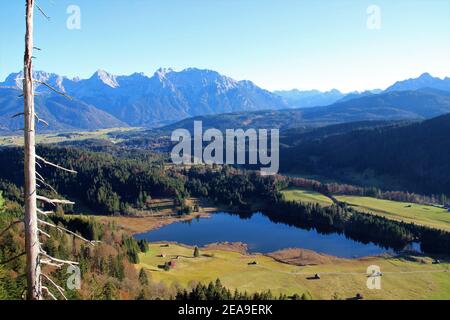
[1,143,450,300]
[288,176,449,207]
[264,198,450,254]
[175,278,311,300]
[0,198,152,299]
[0,191,299,300]
[0,145,283,215]
[0,146,186,215]
[1,145,449,257]
[280,113,450,196]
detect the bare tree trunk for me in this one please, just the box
[23,0,41,300]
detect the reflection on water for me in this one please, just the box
[135,212,420,258]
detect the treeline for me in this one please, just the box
[0,146,187,215]
[280,113,450,198]
[175,278,311,301]
[289,176,450,207]
[180,167,450,255]
[264,197,450,255]
[182,168,450,255]
[0,146,286,216]
[1,144,449,256]
[0,146,284,215]
[184,166,285,210]
[265,199,415,251]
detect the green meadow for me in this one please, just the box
[0,127,138,146]
[138,243,450,300]
[282,187,450,232]
[336,196,450,232]
[281,187,334,207]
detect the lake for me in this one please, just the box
[135,212,418,258]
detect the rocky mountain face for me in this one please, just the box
[0,68,288,131]
[1,70,450,133]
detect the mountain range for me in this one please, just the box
[1,69,450,133]
[385,72,450,93]
[153,88,450,135]
[273,89,346,108]
[0,68,287,132]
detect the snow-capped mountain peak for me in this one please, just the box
[154,68,174,79]
[90,69,119,88]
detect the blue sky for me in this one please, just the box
[1,0,449,92]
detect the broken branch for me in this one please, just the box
[36,155,77,174]
[35,114,49,126]
[36,195,75,206]
[38,219,95,246]
[36,177,57,193]
[41,259,63,268]
[33,80,72,100]
[41,273,67,300]
[42,286,57,300]
[35,3,50,20]
[40,251,79,266]
[38,228,51,238]
[11,112,25,118]
[37,208,54,216]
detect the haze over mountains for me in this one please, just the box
[385,73,450,93]
[273,89,346,108]
[0,68,449,133]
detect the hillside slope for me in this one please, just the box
[280,113,450,195]
[0,88,126,133]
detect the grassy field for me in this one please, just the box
[281,187,450,232]
[281,187,334,207]
[138,243,450,300]
[0,127,139,146]
[336,196,450,232]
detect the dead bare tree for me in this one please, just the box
[20,0,95,300]
[23,0,41,300]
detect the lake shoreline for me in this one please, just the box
[133,211,402,261]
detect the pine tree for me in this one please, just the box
[139,268,149,286]
[193,246,200,258]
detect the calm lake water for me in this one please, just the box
[135,212,413,258]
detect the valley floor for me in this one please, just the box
[92,194,450,300]
[137,242,450,300]
[281,187,450,232]
[0,127,137,146]
[335,195,450,232]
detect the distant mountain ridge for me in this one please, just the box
[300,88,450,122]
[155,89,450,134]
[273,89,346,108]
[0,68,288,131]
[386,73,450,93]
[1,69,450,133]
[275,73,450,109]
